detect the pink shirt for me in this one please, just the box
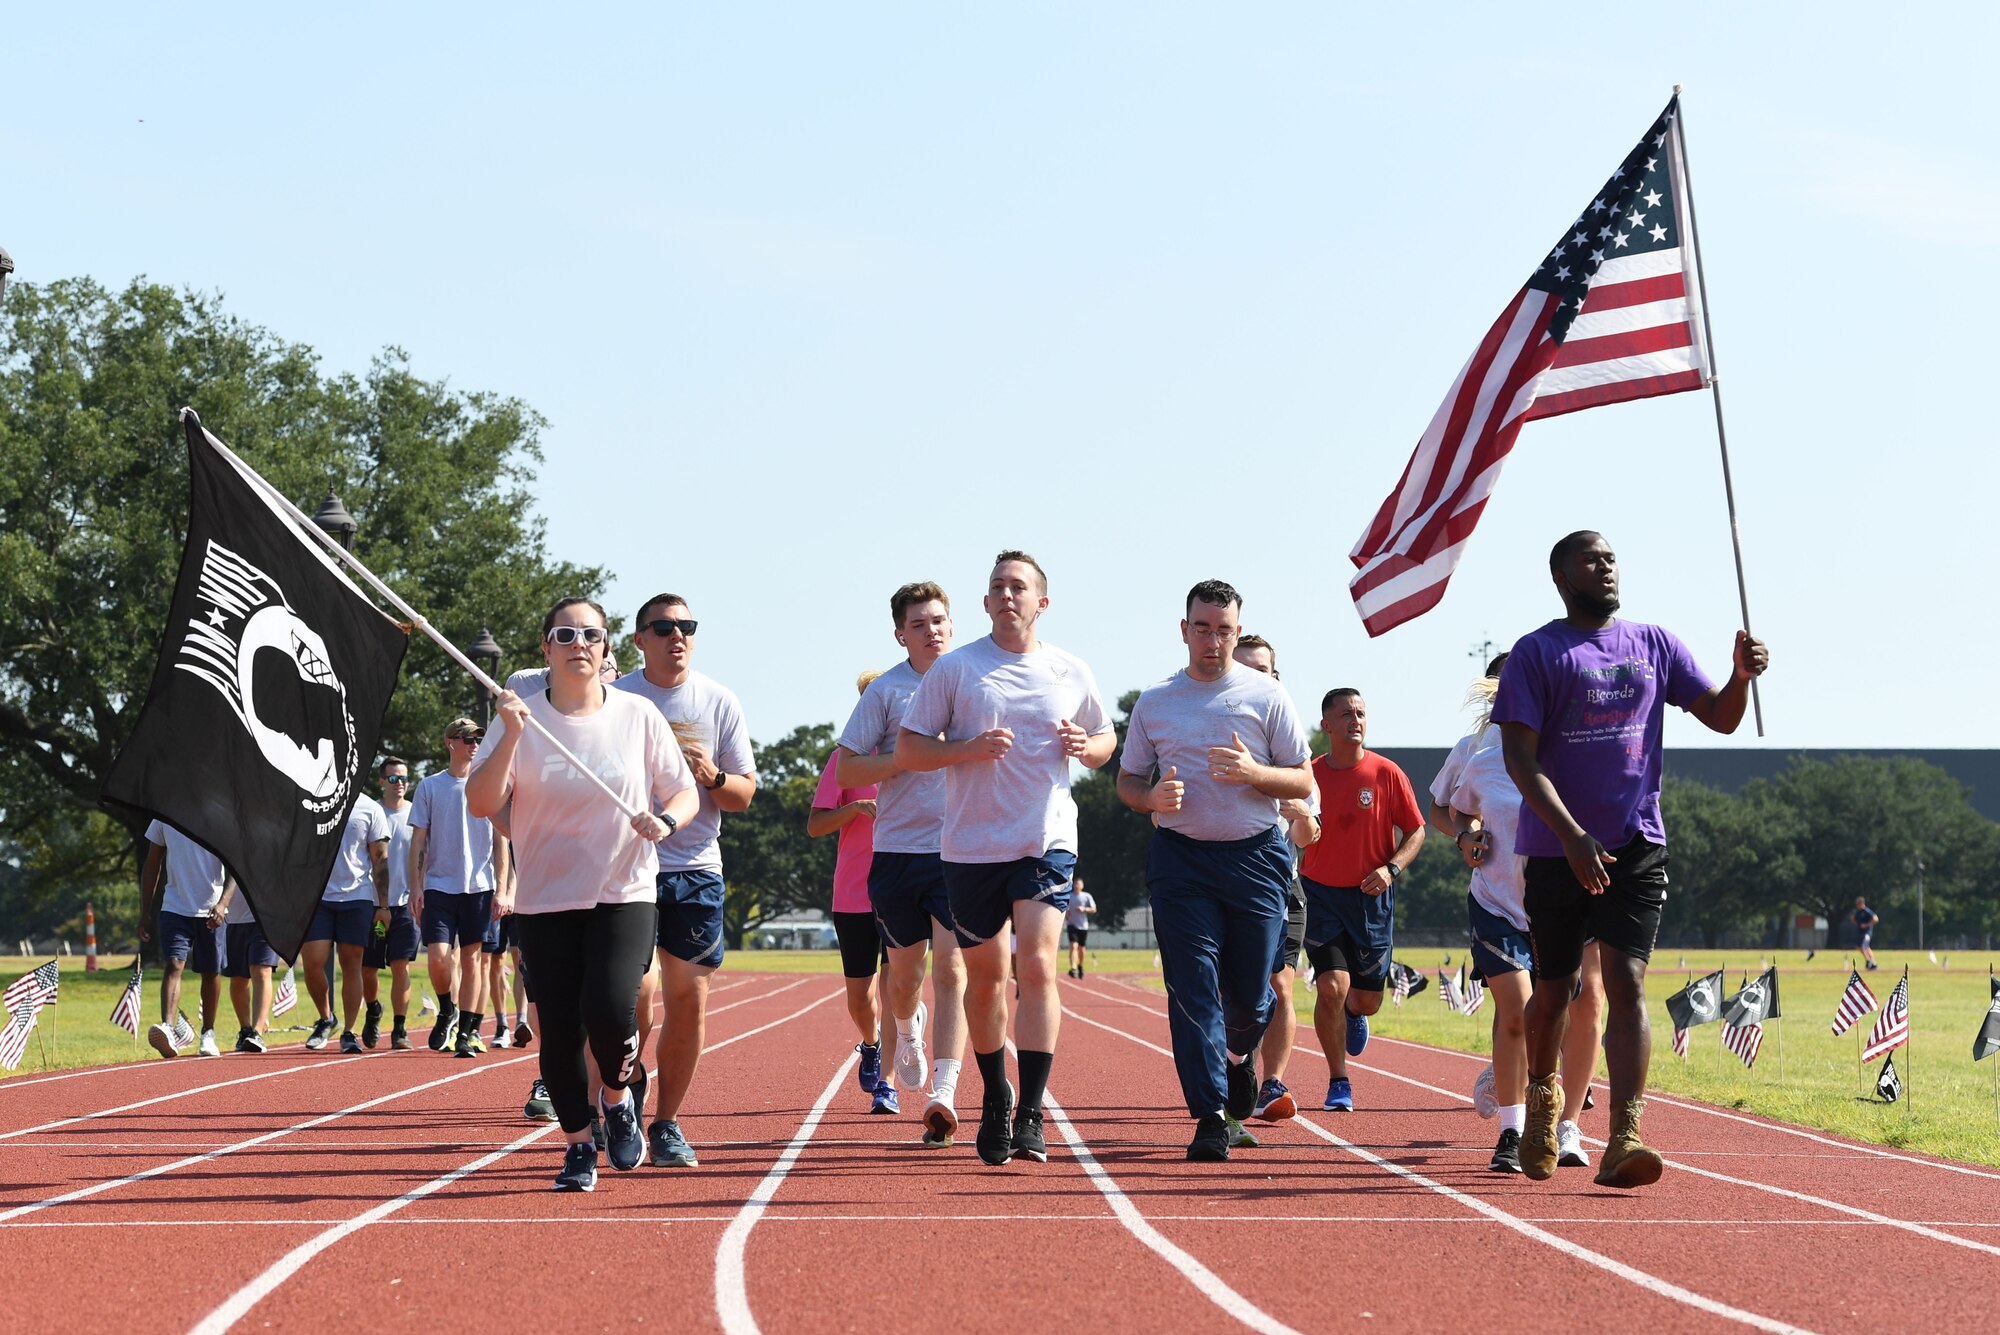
[813,750,877,914]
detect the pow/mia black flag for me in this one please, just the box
[102,412,406,960]
[1876,1053,1903,1103]
[1723,967,1782,1028]
[1665,969,1726,1033]
[1974,983,2000,1063]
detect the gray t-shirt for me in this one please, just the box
[836,659,947,855]
[382,804,414,908]
[322,794,392,904]
[145,821,227,918]
[613,669,756,874]
[900,634,1113,865]
[409,772,497,894]
[1121,666,1312,843]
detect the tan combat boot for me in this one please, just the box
[1593,1097,1665,1188]
[1520,1072,1561,1180]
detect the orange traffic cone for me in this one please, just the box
[85,902,98,972]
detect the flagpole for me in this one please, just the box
[1904,967,1913,1116]
[1670,84,1763,737]
[181,410,644,824]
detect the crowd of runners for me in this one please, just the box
[136,533,1767,1193]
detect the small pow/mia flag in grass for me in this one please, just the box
[1723,967,1781,1027]
[1974,988,2000,1063]
[1666,969,1726,1032]
[1876,1053,1903,1103]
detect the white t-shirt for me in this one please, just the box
[836,659,946,855]
[470,687,695,914]
[612,669,755,874]
[1065,890,1097,931]
[1121,666,1312,843]
[408,772,496,894]
[146,821,227,918]
[382,804,414,908]
[1429,727,1527,930]
[900,634,1113,864]
[322,795,392,904]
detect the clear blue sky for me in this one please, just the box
[8,4,1996,752]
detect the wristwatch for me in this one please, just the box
[661,812,679,836]
[707,769,728,791]
[1386,863,1403,881]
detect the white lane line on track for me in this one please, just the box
[0,1055,378,1141]
[714,1049,858,1335]
[1065,998,1819,1335]
[1358,1030,2000,1182]
[1081,982,2000,1259]
[0,1054,537,1224]
[190,983,844,1334]
[186,1120,563,1335]
[17,1213,2000,1230]
[707,976,813,1017]
[1041,1083,1306,1335]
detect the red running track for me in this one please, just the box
[3,972,1996,1334]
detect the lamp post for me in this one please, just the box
[311,490,357,551]
[0,244,15,305]
[1914,855,1925,953]
[466,627,502,723]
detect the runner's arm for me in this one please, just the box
[834,746,900,788]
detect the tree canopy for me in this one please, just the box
[0,277,609,941]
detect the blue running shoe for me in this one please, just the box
[1323,1077,1354,1112]
[870,1080,900,1115]
[647,1118,698,1168]
[554,1141,597,1193]
[1345,1009,1369,1057]
[857,1042,883,1095]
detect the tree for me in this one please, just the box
[1656,775,1800,948]
[717,722,839,949]
[1072,689,1153,929]
[0,277,609,942]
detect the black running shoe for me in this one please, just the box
[602,1064,648,1172]
[361,1000,383,1049]
[1225,1054,1258,1122]
[976,1079,1016,1166]
[235,1028,264,1054]
[1187,1113,1230,1162]
[554,1141,597,1193]
[514,1020,533,1049]
[340,1031,363,1055]
[390,1025,412,1051]
[304,1017,336,1051]
[1010,1106,1047,1164]
[1489,1127,1524,1174]
[428,1008,458,1052]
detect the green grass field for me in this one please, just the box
[10,947,1998,1168]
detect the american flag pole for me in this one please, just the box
[1671,84,1763,735]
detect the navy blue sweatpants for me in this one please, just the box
[1147,825,1291,1118]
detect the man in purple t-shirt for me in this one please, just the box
[1493,530,1768,1188]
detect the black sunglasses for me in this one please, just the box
[642,618,699,637]
[381,774,411,784]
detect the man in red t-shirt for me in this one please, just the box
[1297,689,1425,1112]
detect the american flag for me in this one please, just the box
[2,960,60,1013]
[1671,1027,1689,1059]
[1438,966,1464,1013]
[272,967,297,1018]
[109,958,145,1036]
[0,998,40,1070]
[1461,971,1486,1016]
[1829,968,1879,1036]
[169,1011,196,1051]
[1347,96,1710,636]
[1392,964,1410,1007]
[1862,971,1910,1062]
[1722,1021,1763,1068]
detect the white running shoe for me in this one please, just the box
[1471,1063,1498,1119]
[894,1002,928,1092]
[198,1028,221,1058]
[1557,1120,1590,1168]
[148,1023,177,1059]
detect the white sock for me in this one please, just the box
[1499,1104,1526,1133]
[896,1013,916,1040]
[931,1058,961,1103]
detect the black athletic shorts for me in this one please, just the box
[1065,925,1089,947]
[832,910,888,979]
[1523,836,1668,979]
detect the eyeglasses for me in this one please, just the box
[445,732,483,745]
[642,618,698,638]
[545,625,610,646]
[381,775,411,784]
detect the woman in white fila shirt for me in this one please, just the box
[468,597,699,1193]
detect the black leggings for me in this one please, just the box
[515,902,658,1134]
